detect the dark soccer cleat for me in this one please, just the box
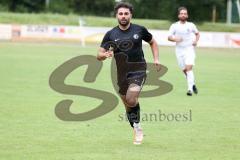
[187,90,192,96]
[193,85,198,94]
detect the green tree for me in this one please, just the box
[0,0,227,22]
[70,0,115,16]
[126,0,225,22]
[48,0,72,14]
[169,0,225,22]
[0,0,45,13]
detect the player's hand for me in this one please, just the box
[97,47,113,61]
[104,45,114,58]
[154,60,161,72]
[104,50,113,58]
[174,36,183,42]
[192,40,198,46]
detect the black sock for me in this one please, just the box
[126,103,140,128]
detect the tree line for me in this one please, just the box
[0,0,227,22]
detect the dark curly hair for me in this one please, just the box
[114,2,133,15]
[178,6,188,14]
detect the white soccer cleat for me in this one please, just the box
[133,123,143,145]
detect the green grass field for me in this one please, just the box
[0,42,240,160]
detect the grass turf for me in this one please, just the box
[0,42,239,159]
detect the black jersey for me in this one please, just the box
[100,23,152,63]
[100,23,152,86]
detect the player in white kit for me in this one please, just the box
[168,6,200,96]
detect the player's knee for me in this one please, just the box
[185,66,192,71]
[126,97,137,107]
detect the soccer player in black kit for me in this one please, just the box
[97,2,160,145]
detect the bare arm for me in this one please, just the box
[149,38,161,71]
[97,47,113,61]
[193,32,200,46]
[168,35,183,42]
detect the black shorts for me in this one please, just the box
[118,71,146,95]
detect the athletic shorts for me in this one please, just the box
[175,46,196,70]
[118,71,146,95]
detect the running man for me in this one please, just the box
[168,6,200,96]
[97,2,160,144]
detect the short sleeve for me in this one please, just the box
[168,24,175,36]
[100,31,111,50]
[142,27,152,42]
[191,23,199,33]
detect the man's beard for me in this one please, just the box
[118,19,130,26]
[179,17,188,22]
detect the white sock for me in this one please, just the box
[186,70,195,91]
[133,122,141,129]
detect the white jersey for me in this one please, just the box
[168,21,199,47]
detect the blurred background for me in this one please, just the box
[0,1,240,160]
[0,0,240,46]
[0,0,240,23]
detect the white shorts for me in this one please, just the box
[175,46,196,70]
